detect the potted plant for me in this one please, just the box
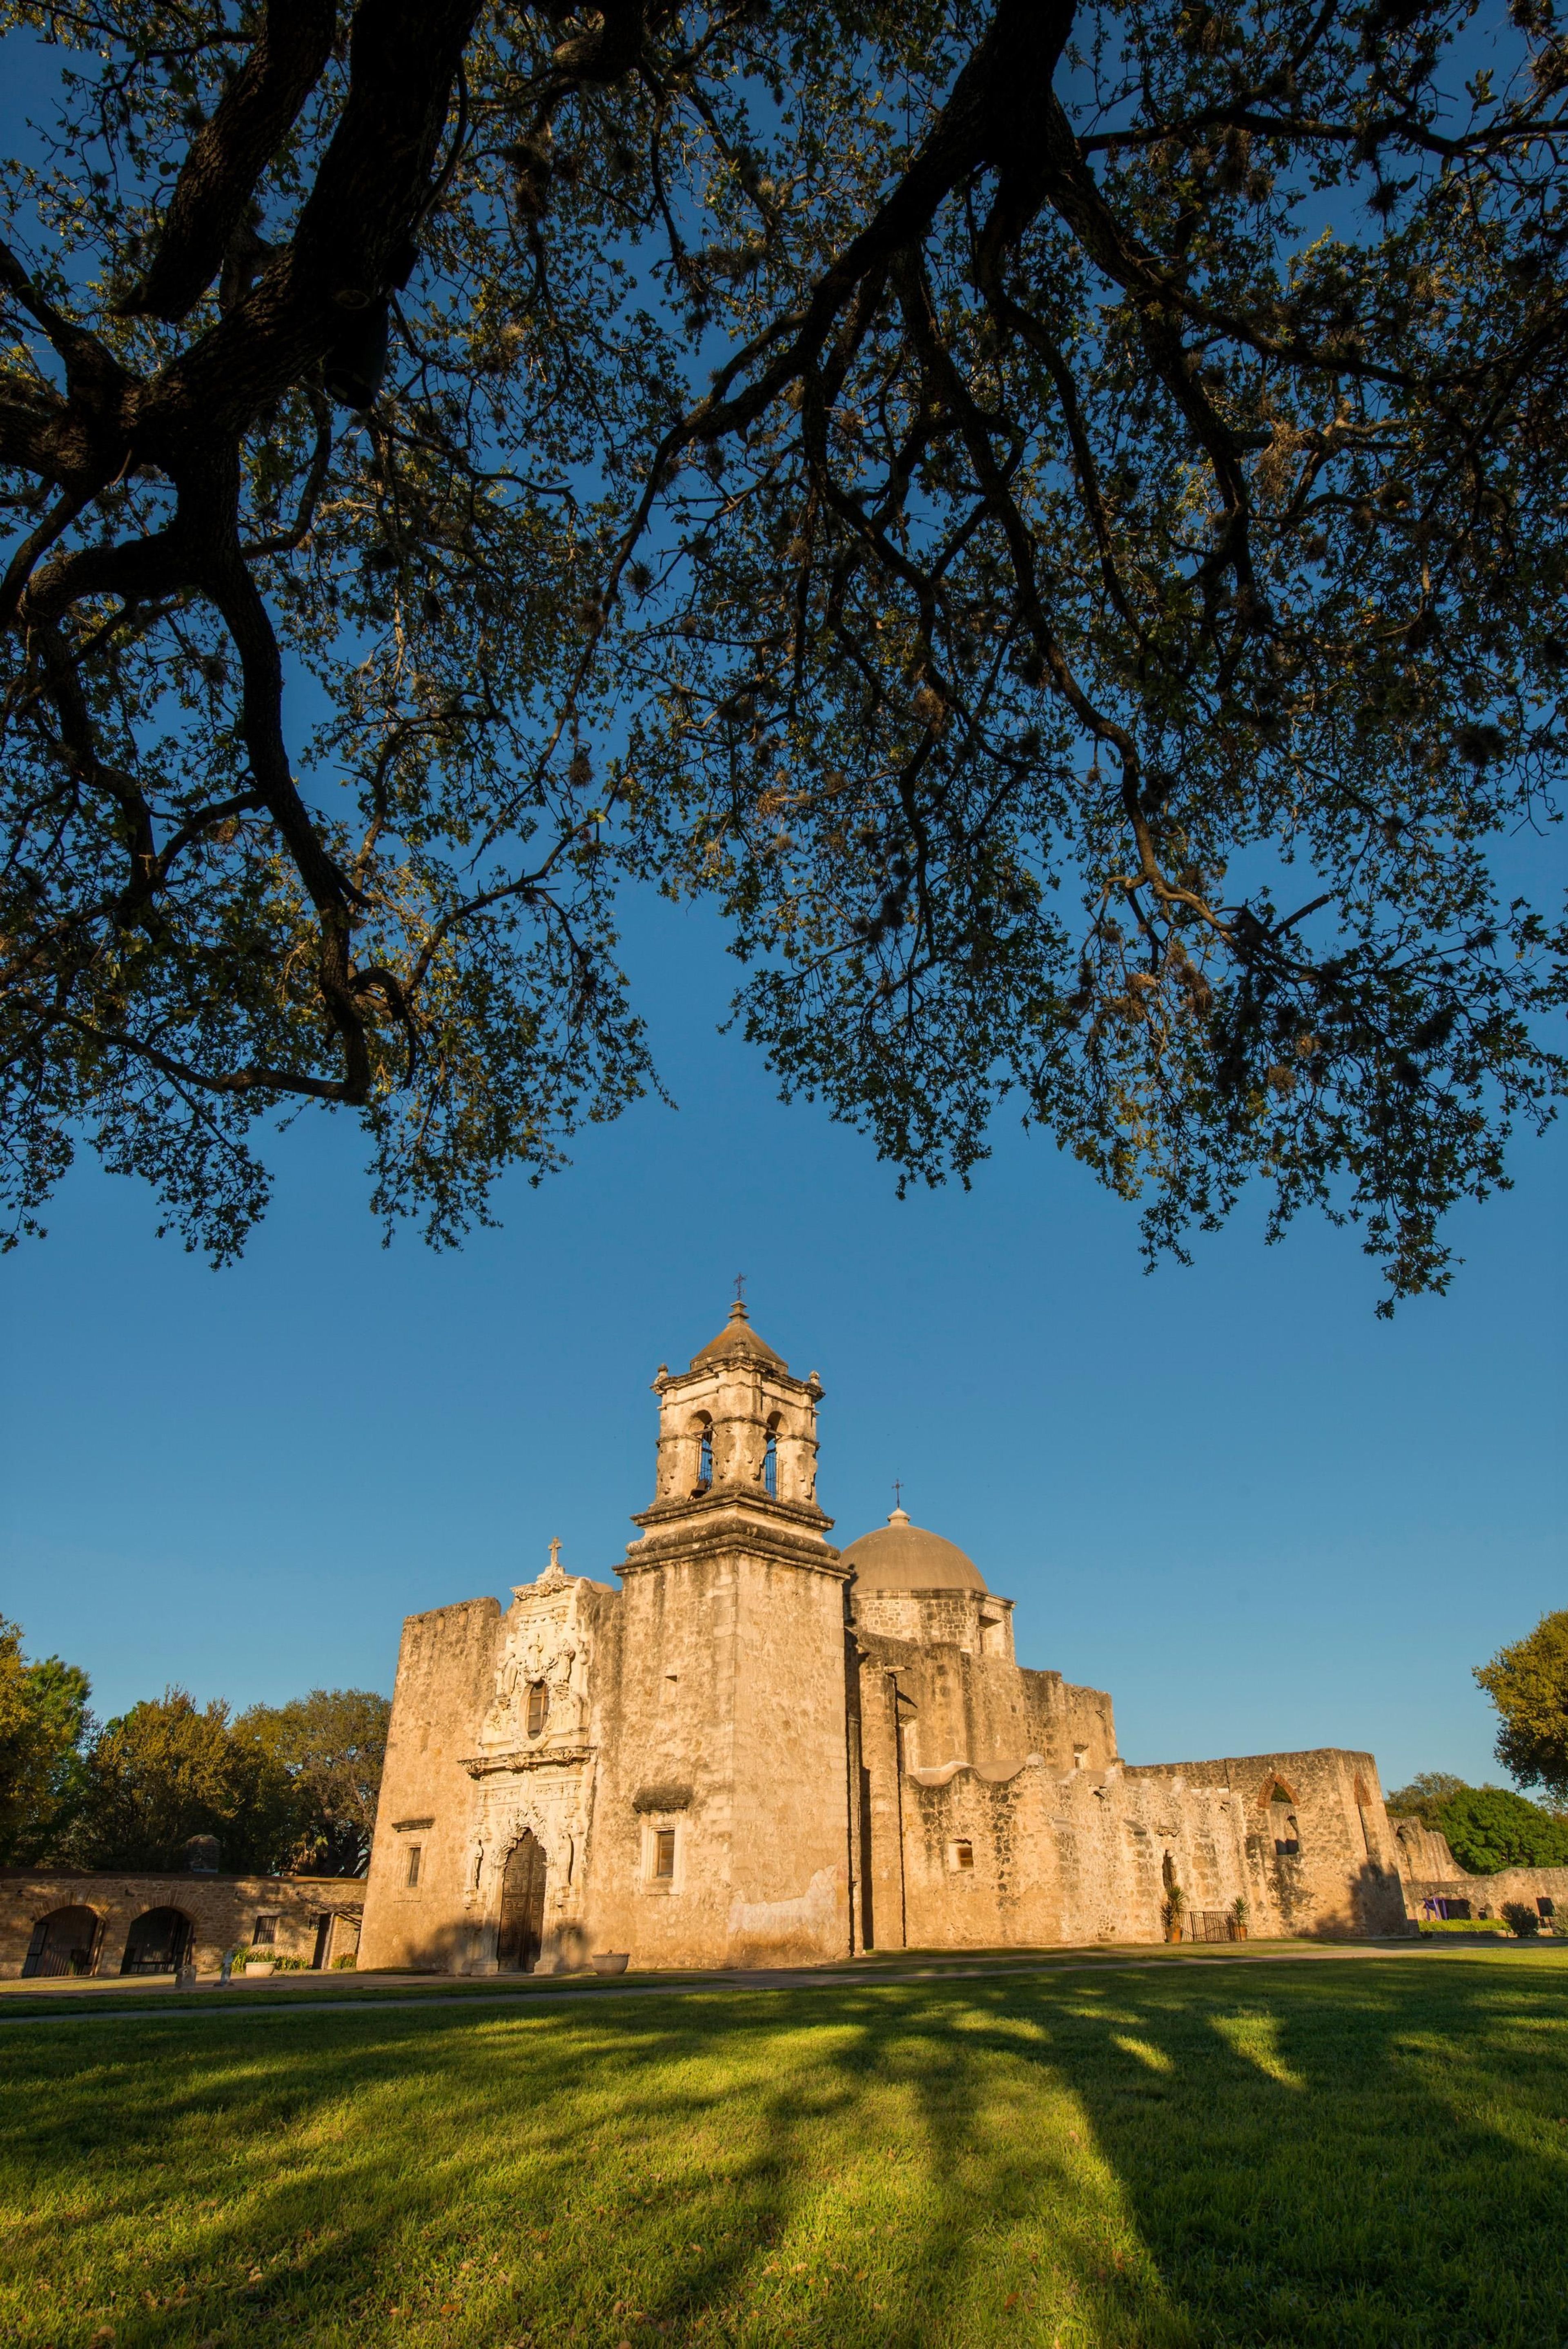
[1162,1883,1185,1943]
[1232,1896,1250,1942]
[239,1946,275,1977]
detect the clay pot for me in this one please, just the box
[590,1952,630,1975]
[243,1960,275,1977]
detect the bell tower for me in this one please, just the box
[589,1301,854,1969]
[635,1299,831,1554]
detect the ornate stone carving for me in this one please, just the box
[477,1541,592,1755]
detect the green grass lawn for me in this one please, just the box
[4,1950,1565,2349]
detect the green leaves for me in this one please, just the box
[1437,1785,1568,1875]
[60,1688,302,1875]
[1476,1612,1568,1804]
[0,1617,93,1863]
[0,0,1564,1299]
[237,1688,390,1876]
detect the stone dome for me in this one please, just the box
[840,1508,987,1594]
[690,1299,787,1371]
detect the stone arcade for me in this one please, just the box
[358,1303,1412,1973]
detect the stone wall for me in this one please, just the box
[1385,1815,1568,1925]
[848,1591,1408,1950]
[0,1870,365,1977]
[872,1744,1407,1950]
[584,1532,854,1969]
[356,1594,505,1972]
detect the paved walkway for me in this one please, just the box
[4,1937,1559,2026]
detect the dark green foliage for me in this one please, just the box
[2,0,1566,1303]
[1476,1611,1568,1802]
[0,1617,92,1862]
[1437,1785,1568,1875]
[60,1687,301,1875]
[1,1626,388,1876]
[236,1687,389,1876]
[1384,1770,1470,1830]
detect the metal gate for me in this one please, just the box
[21,1907,102,1978]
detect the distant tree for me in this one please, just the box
[1436,1785,1568,1876]
[1383,1771,1468,1830]
[237,1687,389,1876]
[0,1616,93,1861]
[1474,1612,1568,1807]
[62,1686,299,1873]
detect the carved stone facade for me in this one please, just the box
[359,1302,1420,1974]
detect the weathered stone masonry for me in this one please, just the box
[0,1869,364,1977]
[359,1303,1427,1974]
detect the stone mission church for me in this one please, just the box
[358,1303,1410,1972]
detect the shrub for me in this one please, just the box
[1501,1901,1543,1938]
[332,1952,358,1969]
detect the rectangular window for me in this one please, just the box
[406,1844,423,1889]
[252,1913,278,1945]
[1539,1898,1556,1919]
[1274,1838,1301,1857]
[953,1840,975,1871]
[526,1681,548,1738]
[653,1828,676,1880]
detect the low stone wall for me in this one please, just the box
[0,1870,367,1978]
[1403,1864,1568,1926]
[1384,1817,1568,1926]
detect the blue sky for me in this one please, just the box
[1,15,1563,1799]
[4,874,1563,1791]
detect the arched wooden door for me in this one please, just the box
[497,1832,547,1972]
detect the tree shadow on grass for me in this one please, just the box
[2,1955,1566,2349]
[953,1951,1568,2347]
[1100,1952,1568,2343]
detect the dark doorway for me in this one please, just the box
[120,1907,194,1975]
[311,1913,333,1970]
[22,1906,101,1979]
[497,1831,548,1972]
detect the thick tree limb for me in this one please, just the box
[120,0,339,323]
